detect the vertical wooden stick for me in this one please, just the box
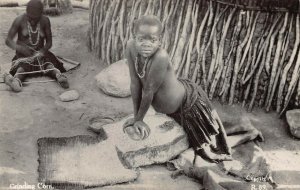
[209,8,236,99]
[277,13,300,112]
[183,1,199,78]
[192,4,209,82]
[172,0,193,73]
[265,12,289,111]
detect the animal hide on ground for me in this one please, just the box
[168,116,276,190]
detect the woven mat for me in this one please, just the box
[56,56,80,72]
[37,135,138,189]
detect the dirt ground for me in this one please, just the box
[0,7,299,190]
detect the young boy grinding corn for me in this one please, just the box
[123,15,232,163]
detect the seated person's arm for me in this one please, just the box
[135,51,168,122]
[5,17,32,56]
[40,17,52,55]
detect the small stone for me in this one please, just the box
[286,109,300,139]
[59,90,80,102]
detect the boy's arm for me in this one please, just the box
[125,40,142,119]
[135,51,169,122]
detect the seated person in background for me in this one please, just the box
[123,15,232,163]
[4,0,69,92]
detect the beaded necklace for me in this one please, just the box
[27,21,40,46]
[134,56,149,78]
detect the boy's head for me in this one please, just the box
[133,15,163,58]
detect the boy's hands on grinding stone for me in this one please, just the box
[123,118,150,140]
[123,117,135,130]
[133,121,150,140]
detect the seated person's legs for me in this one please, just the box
[4,67,25,92]
[14,67,27,82]
[45,64,69,89]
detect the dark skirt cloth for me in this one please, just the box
[167,79,219,149]
[9,51,66,76]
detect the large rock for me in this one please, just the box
[95,59,131,97]
[286,109,300,138]
[101,114,189,168]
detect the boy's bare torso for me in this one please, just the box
[127,39,185,114]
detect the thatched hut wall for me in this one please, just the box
[43,0,73,15]
[88,0,300,113]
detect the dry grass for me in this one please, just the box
[0,0,29,7]
[0,0,89,9]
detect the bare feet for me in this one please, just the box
[56,73,69,89]
[196,144,232,164]
[3,73,22,92]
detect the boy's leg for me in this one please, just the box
[183,119,232,163]
[45,64,69,89]
[184,108,231,163]
[194,109,232,163]
[211,109,232,155]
